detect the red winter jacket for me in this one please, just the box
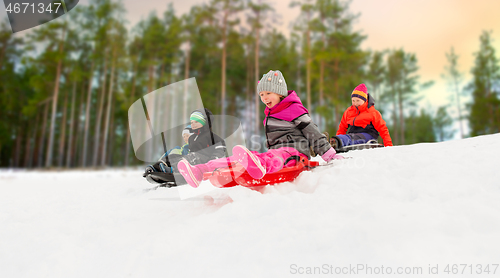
[336,95,393,147]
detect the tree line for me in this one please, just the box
[0,0,499,168]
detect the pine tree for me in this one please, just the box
[442,47,465,138]
[404,109,436,144]
[0,20,24,166]
[384,49,421,145]
[434,106,455,141]
[367,51,386,101]
[468,30,500,136]
[27,19,72,167]
[90,0,126,167]
[311,0,357,128]
[101,18,127,166]
[290,0,315,111]
[160,5,183,86]
[79,0,125,167]
[124,36,144,167]
[210,0,244,120]
[312,0,369,131]
[247,0,274,135]
[185,4,221,114]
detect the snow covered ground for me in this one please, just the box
[1,133,500,278]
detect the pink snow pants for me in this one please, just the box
[196,147,306,174]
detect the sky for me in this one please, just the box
[2,0,500,137]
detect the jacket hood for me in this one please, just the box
[264,91,309,123]
[367,94,375,108]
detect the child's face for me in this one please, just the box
[183,133,191,144]
[352,97,366,107]
[260,91,282,108]
[190,120,203,130]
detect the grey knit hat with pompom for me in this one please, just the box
[257,70,288,97]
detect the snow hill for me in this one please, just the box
[1,134,500,278]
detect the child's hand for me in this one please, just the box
[330,138,336,145]
[332,154,344,160]
[330,154,344,161]
[321,148,344,162]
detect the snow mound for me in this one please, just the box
[1,134,499,277]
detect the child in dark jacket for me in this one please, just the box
[145,109,226,183]
[331,83,393,149]
[182,109,227,164]
[177,70,343,188]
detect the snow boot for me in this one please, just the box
[145,161,170,174]
[177,159,203,188]
[144,161,172,184]
[232,145,266,179]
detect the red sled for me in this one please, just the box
[202,157,319,192]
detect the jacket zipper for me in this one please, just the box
[265,110,271,144]
[352,106,360,126]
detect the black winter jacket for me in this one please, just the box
[166,108,226,167]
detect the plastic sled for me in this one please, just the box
[143,172,186,187]
[337,143,383,153]
[202,157,319,192]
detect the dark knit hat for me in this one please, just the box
[351,83,368,102]
[257,70,288,97]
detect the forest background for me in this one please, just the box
[1,0,499,168]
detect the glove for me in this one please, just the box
[321,147,344,162]
[184,152,201,165]
[329,137,336,146]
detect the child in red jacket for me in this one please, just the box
[331,83,393,149]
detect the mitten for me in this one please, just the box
[321,147,344,162]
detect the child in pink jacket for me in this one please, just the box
[178,70,343,188]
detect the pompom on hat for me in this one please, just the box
[351,83,368,102]
[257,70,288,97]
